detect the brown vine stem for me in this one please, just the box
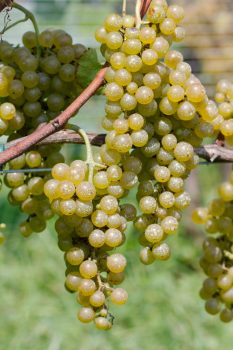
[0,0,152,167]
[0,67,107,166]
[5,131,233,164]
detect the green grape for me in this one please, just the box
[107,253,127,273]
[152,242,170,260]
[77,307,95,323]
[110,288,128,305]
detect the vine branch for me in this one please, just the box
[4,131,233,164]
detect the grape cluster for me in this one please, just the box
[0,29,87,234]
[213,79,233,146]
[96,0,215,266]
[44,160,136,329]
[193,169,233,322]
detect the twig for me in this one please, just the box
[0,67,107,166]
[195,144,233,163]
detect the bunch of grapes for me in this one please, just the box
[0,29,87,235]
[193,169,233,322]
[44,159,137,329]
[95,0,216,267]
[213,79,233,146]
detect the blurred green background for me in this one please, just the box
[1,1,233,349]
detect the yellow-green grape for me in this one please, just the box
[174,142,194,162]
[95,317,112,330]
[107,271,125,285]
[104,13,123,32]
[145,224,164,244]
[95,27,107,43]
[218,102,233,119]
[93,171,109,190]
[209,198,225,217]
[79,279,97,297]
[151,36,169,58]
[120,93,137,111]
[154,165,170,183]
[66,247,85,266]
[106,165,122,182]
[106,32,123,50]
[177,101,196,121]
[11,184,29,202]
[135,86,154,105]
[128,113,144,131]
[0,72,9,97]
[89,290,105,308]
[125,27,140,39]
[167,85,185,103]
[161,216,178,234]
[160,18,176,36]
[107,253,127,273]
[107,213,122,228]
[44,179,59,200]
[167,5,185,23]
[110,288,128,305]
[5,172,25,188]
[76,292,90,307]
[205,299,221,315]
[75,199,93,217]
[91,210,108,228]
[143,73,161,90]
[139,196,157,214]
[110,52,126,70]
[159,191,175,209]
[65,272,82,292]
[220,309,233,323]
[173,26,186,42]
[122,39,142,55]
[58,181,75,200]
[123,15,135,28]
[159,97,178,115]
[147,4,166,24]
[186,83,206,103]
[0,102,16,120]
[60,199,76,215]
[113,118,129,134]
[120,171,138,189]
[164,50,183,70]
[76,181,96,201]
[174,191,191,209]
[79,260,98,279]
[51,163,69,181]
[152,242,171,260]
[192,207,209,225]
[125,55,142,72]
[114,69,132,86]
[126,81,138,95]
[112,134,132,153]
[105,83,124,102]
[104,67,116,83]
[25,151,41,168]
[139,246,155,265]
[141,49,158,66]
[218,182,233,202]
[99,195,118,215]
[88,229,105,248]
[220,119,233,137]
[139,27,156,44]
[154,117,172,136]
[105,228,123,247]
[77,307,95,323]
[161,134,177,151]
[169,70,186,86]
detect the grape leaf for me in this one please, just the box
[77,48,102,88]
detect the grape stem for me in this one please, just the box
[122,0,127,16]
[0,0,154,167]
[10,2,41,58]
[67,124,106,183]
[135,0,142,28]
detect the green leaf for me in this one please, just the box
[77,48,102,88]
